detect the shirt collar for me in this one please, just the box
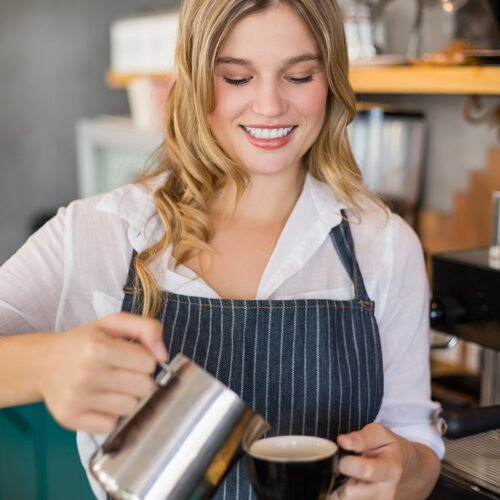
[255,172,346,298]
[305,172,347,226]
[96,176,165,252]
[96,171,348,297]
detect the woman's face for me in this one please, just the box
[208,3,329,178]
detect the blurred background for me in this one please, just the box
[0,0,176,264]
[0,0,499,498]
[0,0,498,265]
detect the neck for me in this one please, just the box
[210,166,307,224]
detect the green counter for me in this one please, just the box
[0,403,94,500]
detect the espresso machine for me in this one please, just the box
[429,247,500,499]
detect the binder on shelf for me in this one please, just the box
[110,10,179,75]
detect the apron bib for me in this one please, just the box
[119,213,384,500]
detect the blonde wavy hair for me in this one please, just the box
[136,0,383,317]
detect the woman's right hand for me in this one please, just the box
[37,312,167,434]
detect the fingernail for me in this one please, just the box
[154,341,168,362]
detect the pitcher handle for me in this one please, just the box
[155,362,174,386]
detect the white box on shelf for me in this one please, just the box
[76,116,163,198]
[110,10,180,74]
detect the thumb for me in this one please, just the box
[98,312,168,363]
[337,423,391,454]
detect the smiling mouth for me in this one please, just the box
[241,125,296,140]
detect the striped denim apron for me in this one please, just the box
[118,214,383,500]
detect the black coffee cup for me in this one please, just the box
[246,435,339,500]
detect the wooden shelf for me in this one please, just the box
[107,65,500,95]
[106,71,171,88]
[348,65,500,95]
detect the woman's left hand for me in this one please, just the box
[330,423,440,500]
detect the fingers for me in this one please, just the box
[33,313,169,435]
[96,369,155,398]
[333,424,405,500]
[338,454,402,484]
[83,392,141,417]
[105,339,158,373]
[40,314,166,433]
[77,331,158,375]
[49,374,154,432]
[337,423,394,455]
[332,478,397,500]
[98,312,167,363]
[71,412,119,435]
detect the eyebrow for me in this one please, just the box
[216,53,321,67]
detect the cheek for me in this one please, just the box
[304,88,328,125]
[209,83,248,131]
[292,77,328,127]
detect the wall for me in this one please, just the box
[0,0,180,264]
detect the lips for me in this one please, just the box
[240,124,297,150]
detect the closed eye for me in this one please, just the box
[223,76,252,86]
[288,75,313,84]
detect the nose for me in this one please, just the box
[251,80,288,117]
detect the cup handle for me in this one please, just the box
[327,449,360,496]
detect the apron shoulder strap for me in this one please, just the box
[122,249,139,312]
[124,249,138,291]
[329,209,370,302]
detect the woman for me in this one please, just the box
[0,0,443,498]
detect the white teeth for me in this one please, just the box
[243,126,294,139]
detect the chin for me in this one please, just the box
[244,164,294,176]
[239,155,301,176]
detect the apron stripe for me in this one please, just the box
[315,301,320,435]
[215,299,224,379]
[252,306,259,412]
[360,305,371,425]
[168,298,180,354]
[326,300,332,438]
[276,303,285,435]
[236,460,240,500]
[302,304,308,435]
[264,301,272,424]
[335,304,344,437]
[228,301,235,388]
[240,304,247,396]
[191,297,202,360]
[289,300,298,436]
[179,295,191,354]
[340,300,352,433]
[236,303,247,500]
[351,306,362,431]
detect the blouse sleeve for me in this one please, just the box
[375,214,445,459]
[0,207,67,335]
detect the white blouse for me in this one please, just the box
[0,173,445,498]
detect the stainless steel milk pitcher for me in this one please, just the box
[90,353,270,500]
